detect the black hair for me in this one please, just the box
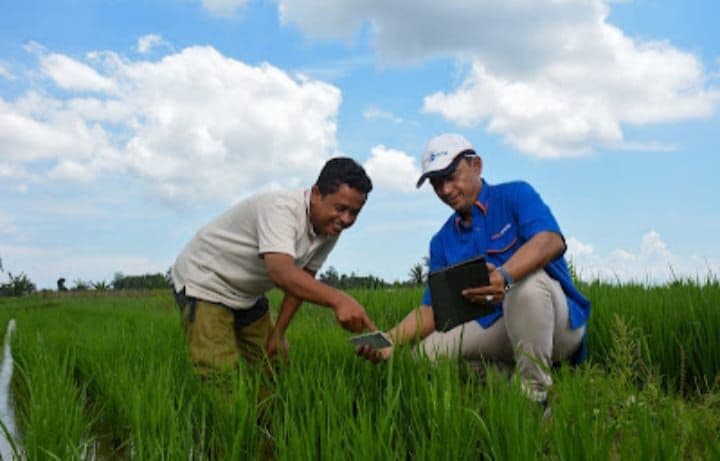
[315,157,373,196]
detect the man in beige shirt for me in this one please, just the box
[172,157,377,375]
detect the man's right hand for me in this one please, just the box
[266,328,289,360]
[334,296,377,333]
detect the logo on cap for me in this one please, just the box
[429,151,448,163]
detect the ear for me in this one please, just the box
[471,156,483,176]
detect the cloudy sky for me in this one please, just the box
[1,0,719,289]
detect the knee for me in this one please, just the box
[504,269,553,313]
[415,337,442,362]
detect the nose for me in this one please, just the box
[340,211,355,227]
[439,179,453,196]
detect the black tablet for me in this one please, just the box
[428,255,495,332]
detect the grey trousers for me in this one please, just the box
[418,269,585,401]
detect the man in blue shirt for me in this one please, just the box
[358,133,590,404]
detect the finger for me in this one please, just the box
[462,287,493,296]
[351,319,362,333]
[363,314,378,332]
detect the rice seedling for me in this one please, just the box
[0,279,717,459]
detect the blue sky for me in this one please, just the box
[1,0,719,289]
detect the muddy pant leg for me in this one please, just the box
[233,310,275,461]
[235,310,275,406]
[182,299,240,377]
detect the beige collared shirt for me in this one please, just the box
[171,189,338,309]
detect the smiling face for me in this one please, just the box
[429,155,483,217]
[309,183,367,236]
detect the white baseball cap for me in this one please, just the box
[416,133,476,188]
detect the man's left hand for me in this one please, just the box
[356,344,393,363]
[461,262,507,305]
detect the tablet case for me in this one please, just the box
[349,331,393,349]
[428,255,494,332]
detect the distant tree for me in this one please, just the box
[72,279,92,291]
[112,272,124,289]
[408,261,427,285]
[0,272,36,297]
[319,266,340,287]
[92,280,111,291]
[112,272,172,290]
[319,266,388,289]
[57,278,68,291]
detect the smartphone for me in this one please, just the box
[349,331,393,349]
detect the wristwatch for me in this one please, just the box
[497,266,514,292]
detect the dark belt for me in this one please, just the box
[173,288,268,328]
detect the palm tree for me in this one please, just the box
[92,280,111,291]
[408,262,426,285]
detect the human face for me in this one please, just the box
[310,184,367,236]
[429,156,482,215]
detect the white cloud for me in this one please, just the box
[566,236,593,257]
[363,105,403,123]
[136,34,170,54]
[48,161,95,183]
[0,61,15,81]
[40,53,116,93]
[201,0,249,16]
[0,96,117,166]
[566,231,718,284]
[0,163,25,178]
[363,145,420,193]
[0,44,342,204]
[277,0,719,157]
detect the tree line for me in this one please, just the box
[0,255,430,297]
[0,256,174,297]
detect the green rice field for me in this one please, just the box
[0,280,719,460]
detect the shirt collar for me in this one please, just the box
[304,189,319,239]
[476,178,490,214]
[453,179,489,231]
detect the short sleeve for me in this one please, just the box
[256,197,299,258]
[305,237,338,272]
[511,182,562,242]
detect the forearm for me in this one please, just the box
[502,231,565,281]
[387,306,435,347]
[265,254,348,309]
[274,292,303,334]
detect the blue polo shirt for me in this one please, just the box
[422,180,590,336]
